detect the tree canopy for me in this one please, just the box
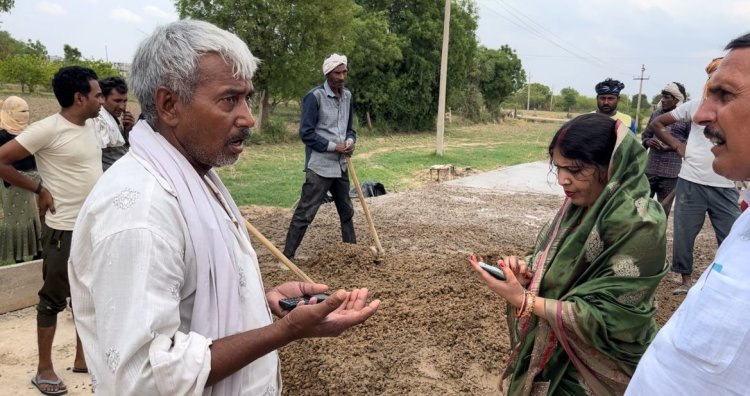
[0,32,121,92]
[177,0,503,131]
[476,45,525,116]
[0,0,13,13]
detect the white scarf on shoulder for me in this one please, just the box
[91,105,125,148]
[129,120,248,396]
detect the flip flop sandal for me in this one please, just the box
[71,367,88,373]
[31,375,68,395]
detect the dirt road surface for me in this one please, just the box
[0,181,719,395]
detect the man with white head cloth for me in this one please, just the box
[641,81,690,217]
[644,59,740,295]
[283,53,358,261]
[68,21,379,395]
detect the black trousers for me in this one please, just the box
[283,169,356,259]
[647,174,678,217]
[37,223,73,327]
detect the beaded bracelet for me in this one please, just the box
[514,291,537,318]
[522,293,536,318]
[34,181,43,195]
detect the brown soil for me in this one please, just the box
[245,184,717,395]
[0,183,718,395]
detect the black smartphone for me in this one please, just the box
[479,262,506,281]
[279,293,329,311]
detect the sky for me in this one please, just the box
[2,0,750,101]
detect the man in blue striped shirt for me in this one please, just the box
[283,54,357,260]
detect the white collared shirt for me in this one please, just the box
[626,210,750,395]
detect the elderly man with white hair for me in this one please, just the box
[68,21,379,395]
[283,53,358,261]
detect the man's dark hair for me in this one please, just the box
[52,66,98,108]
[725,33,750,50]
[99,76,128,97]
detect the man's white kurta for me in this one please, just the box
[69,152,280,395]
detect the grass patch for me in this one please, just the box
[217,120,558,207]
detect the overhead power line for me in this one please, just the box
[479,0,631,77]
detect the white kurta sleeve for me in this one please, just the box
[86,228,212,395]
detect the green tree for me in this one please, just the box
[347,10,403,128]
[354,0,479,131]
[445,0,478,114]
[177,0,360,132]
[0,30,24,59]
[0,0,13,12]
[528,82,552,110]
[63,44,82,62]
[0,54,48,92]
[47,58,121,83]
[560,87,578,111]
[80,59,121,78]
[630,93,648,109]
[475,45,525,118]
[22,39,47,58]
[618,94,631,110]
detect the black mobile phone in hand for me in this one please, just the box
[479,262,506,281]
[279,293,329,311]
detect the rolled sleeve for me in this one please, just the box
[151,332,212,396]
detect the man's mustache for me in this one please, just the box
[703,125,725,144]
[227,128,251,143]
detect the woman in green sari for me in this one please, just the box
[469,113,668,396]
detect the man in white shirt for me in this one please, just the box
[626,33,750,395]
[0,66,104,395]
[90,76,134,171]
[645,57,740,295]
[68,20,380,395]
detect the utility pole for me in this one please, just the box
[634,64,649,133]
[435,0,450,156]
[526,73,531,111]
[550,85,554,111]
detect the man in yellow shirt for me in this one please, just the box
[595,78,636,133]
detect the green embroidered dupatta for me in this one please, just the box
[502,123,668,396]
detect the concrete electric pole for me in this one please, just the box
[435,0,450,156]
[633,64,649,133]
[526,73,531,111]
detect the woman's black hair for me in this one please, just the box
[548,113,618,178]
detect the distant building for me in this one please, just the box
[113,62,131,78]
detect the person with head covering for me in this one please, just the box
[626,34,750,395]
[282,53,358,260]
[68,21,378,395]
[0,67,103,395]
[640,82,690,218]
[643,58,740,295]
[469,113,667,395]
[0,96,42,263]
[594,78,636,133]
